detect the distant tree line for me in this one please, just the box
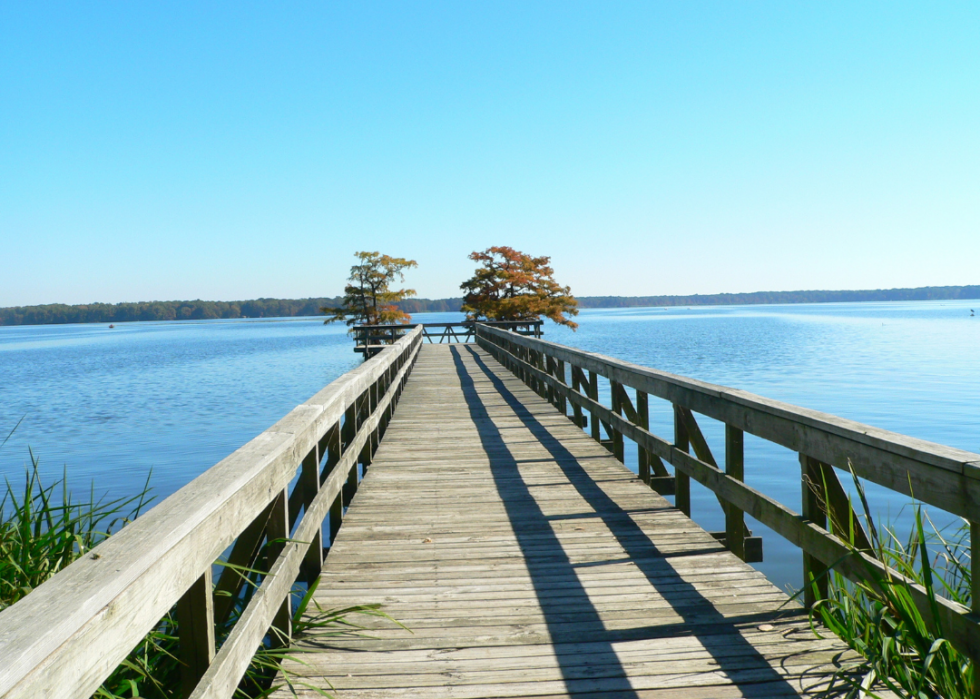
[0,298,343,326]
[574,285,980,308]
[396,297,464,313]
[2,285,978,326]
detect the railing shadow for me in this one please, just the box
[451,344,823,697]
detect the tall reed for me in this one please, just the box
[0,451,152,611]
[805,469,972,699]
[1,447,398,698]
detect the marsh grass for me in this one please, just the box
[0,451,153,611]
[802,468,973,699]
[0,446,401,698]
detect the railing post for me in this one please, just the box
[588,371,601,443]
[341,403,356,454]
[637,391,650,484]
[725,426,746,561]
[610,380,625,463]
[801,454,829,608]
[267,488,292,647]
[533,350,546,397]
[544,356,555,405]
[555,359,567,415]
[673,405,691,517]
[570,365,585,428]
[367,381,381,470]
[529,348,536,390]
[300,444,323,583]
[320,423,341,480]
[326,419,345,546]
[176,568,215,698]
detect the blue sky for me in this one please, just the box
[2,2,977,305]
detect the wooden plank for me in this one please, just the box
[475,330,980,664]
[272,344,872,698]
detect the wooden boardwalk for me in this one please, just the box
[273,344,863,698]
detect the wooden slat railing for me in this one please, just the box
[0,326,424,699]
[352,320,542,355]
[475,323,980,668]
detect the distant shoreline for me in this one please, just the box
[1,285,977,327]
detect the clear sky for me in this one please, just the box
[2,3,978,306]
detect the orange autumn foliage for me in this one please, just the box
[460,246,578,330]
[322,251,418,329]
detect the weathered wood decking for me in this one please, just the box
[273,344,861,698]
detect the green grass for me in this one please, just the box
[804,469,973,699]
[1,444,401,698]
[0,451,152,611]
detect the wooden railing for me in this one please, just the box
[476,323,980,668]
[352,320,542,356]
[0,326,424,699]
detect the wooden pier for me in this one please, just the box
[272,344,861,698]
[3,323,979,698]
[352,320,542,356]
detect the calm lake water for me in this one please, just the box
[1,300,978,592]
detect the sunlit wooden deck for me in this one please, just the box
[273,344,862,698]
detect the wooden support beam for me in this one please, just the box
[555,358,568,415]
[637,390,650,484]
[299,444,323,584]
[709,531,763,563]
[725,425,746,561]
[535,350,547,398]
[677,407,733,515]
[612,382,639,424]
[329,494,343,546]
[266,489,291,647]
[545,356,557,406]
[212,501,274,628]
[570,364,585,428]
[673,405,691,517]
[679,406,717,467]
[343,462,358,507]
[801,454,829,608]
[177,568,215,699]
[806,458,873,552]
[341,403,356,455]
[609,380,625,463]
[319,423,341,483]
[588,370,601,444]
[648,475,676,495]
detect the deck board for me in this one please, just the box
[272,344,866,698]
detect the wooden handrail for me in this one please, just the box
[475,325,980,513]
[475,323,980,663]
[351,320,543,355]
[0,326,424,699]
[353,320,542,329]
